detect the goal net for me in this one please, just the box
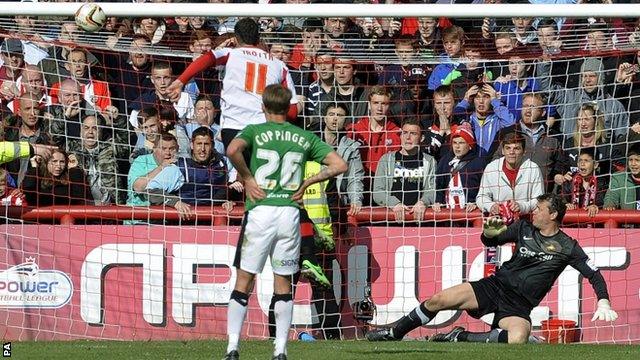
[0,2,638,344]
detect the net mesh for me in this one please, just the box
[0,9,638,344]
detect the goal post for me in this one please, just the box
[0,3,640,18]
[0,2,638,344]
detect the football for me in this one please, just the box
[74,3,106,33]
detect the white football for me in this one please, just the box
[75,3,106,33]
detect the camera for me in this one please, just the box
[352,285,376,323]
[259,18,270,32]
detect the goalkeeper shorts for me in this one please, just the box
[468,276,533,328]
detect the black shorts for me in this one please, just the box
[221,128,251,166]
[468,276,533,328]
[221,128,240,151]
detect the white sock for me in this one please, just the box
[273,294,293,356]
[227,291,249,353]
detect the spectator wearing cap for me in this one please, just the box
[373,117,436,223]
[0,39,25,105]
[537,56,629,144]
[493,92,566,192]
[433,122,486,213]
[564,22,630,93]
[476,131,544,216]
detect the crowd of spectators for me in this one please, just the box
[1,0,640,226]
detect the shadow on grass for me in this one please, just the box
[344,348,446,355]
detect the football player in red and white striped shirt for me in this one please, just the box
[166,18,299,149]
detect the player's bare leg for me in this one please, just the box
[497,316,531,344]
[224,269,256,360]
[367,283,478,341]
[272,273,293,360]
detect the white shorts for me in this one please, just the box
[233,206,301,276]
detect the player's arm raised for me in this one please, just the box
[569,246,619,322]
[226,137,266,202]
[166,51,218,102]
[292,152,347,201]
[480,217,520,246]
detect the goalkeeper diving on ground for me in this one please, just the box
[367,193,618,344]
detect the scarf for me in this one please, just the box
[572,174,597,208]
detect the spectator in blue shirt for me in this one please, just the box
[454,83,515,160]
[493,56,542,121]
[428,26,465,91]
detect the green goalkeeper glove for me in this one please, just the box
[483,217,507,238]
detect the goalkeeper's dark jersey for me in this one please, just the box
[481,220,609,308]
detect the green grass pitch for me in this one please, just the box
[7,340,639,360]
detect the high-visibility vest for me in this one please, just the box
[302,161,333,239]
[0,142,30,165]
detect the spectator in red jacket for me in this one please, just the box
[347,85,401,176]
[49,48,113,112]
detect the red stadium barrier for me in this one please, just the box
[14,206,640,228]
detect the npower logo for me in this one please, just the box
[0,257,73,308]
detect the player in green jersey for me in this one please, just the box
[223,84,348,360]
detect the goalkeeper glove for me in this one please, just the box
[483,217,507,238]
[591,299,619,322]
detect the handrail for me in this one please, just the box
[9,205,640,228]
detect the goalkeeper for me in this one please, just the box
[367,193,618,344]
